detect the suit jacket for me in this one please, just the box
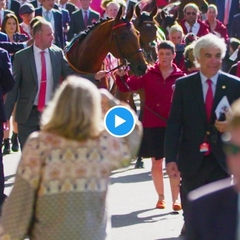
[61,8,70,45]
[4,45,73,124]
[215,0,239,36]
[0,32,8,41]
[180,19,209,37]
[65,2,77,17]
[9,0,21,23]
[186,178,237,240]
[67,8,100,41]
[30,0,58,9]
[164,71,240,177]
[35,7,64,48]
[231,13,240,40]
[0,48,15,122]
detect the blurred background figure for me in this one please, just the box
[204,4,229,43]
[0,76,142,239]
[19,3,35,40]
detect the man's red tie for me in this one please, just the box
[38,51,47,112]
[84,10,88,27]
[205,79,213,122]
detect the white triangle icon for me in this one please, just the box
[115,115,126,128]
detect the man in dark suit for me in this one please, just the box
[0,47,15,207]
[60,7,70,45]
[67,0,100,41]
[164,33,240,234]
[5,20,73,149]
[35,0,63,48]
[6,0,21,22]
[215,0,240,36]
[58,0,77,17]
[186,98,240,240]
[30,0,59,9]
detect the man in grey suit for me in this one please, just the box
[5,19,73,149]
[67,0,100,41]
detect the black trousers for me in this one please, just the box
[180,153,229,218]
[0,122,5,205]
[18,106,41,150]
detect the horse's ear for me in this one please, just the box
[115,5,123,21]
[150,5,158,18]
[160,10,166,20]
[126,5,134,22]
[173,10,178,21]
[135,3,141,18]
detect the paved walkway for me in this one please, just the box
[3,151,184,240]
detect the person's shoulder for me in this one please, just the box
[219,70,240,83]
[52,8,62,15]
[0,47,8,55]
[15,45,32,57]
[72,8,81,16]
[188,177,234,202]
[176,71,199,84]
[49,44,63,53]
[90,8,100,16]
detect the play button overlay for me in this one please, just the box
[104,106,136,138]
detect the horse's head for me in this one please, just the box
[157,10,178,37]
[133,4,158,45]
[110,6,147,76]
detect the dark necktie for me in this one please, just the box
[84,10,88,27]
[205,79,213,122]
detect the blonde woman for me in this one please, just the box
[0,76,142,240]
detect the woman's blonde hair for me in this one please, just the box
[41,76,104,141]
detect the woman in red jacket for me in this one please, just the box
[114,41,185,210]
[204,4,229,44]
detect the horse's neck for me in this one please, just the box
[77,21,114,73]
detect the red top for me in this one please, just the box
[19,24,31,40]
[157,0,168,7]
[203,19,229,43]
[180,19,209,37]
[115,63,185,128]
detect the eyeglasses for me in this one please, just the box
[186,12,197,16]
[223,142,240,156]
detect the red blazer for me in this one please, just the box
[115,63,185,128]
[204,19,229,43]
[180,19,209,37]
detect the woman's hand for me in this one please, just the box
[95,70,108,81]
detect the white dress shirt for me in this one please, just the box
[200,71,218,102]
[42,7,55,33]
[185,21,200,35]
[33,44,53,106]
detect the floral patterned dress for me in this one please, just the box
[0,130,140,240]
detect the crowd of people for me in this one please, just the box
[0,0,238,239]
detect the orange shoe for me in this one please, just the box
[156,200,166,209]
[172,202,182,211]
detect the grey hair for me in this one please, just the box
[193,33,227,63]
[183,3,199,13]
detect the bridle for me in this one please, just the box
[108,20,143,72]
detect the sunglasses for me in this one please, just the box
[223,141,240,155]
[186,12,197,16]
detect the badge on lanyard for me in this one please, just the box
[200,142,209,152]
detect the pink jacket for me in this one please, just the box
[115,63,185,128]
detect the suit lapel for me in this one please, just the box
[211,72,227,122]
[29,46,38,85]
[190,72,207,120]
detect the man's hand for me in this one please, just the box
[215,120,227,133]
[166,162,180,179]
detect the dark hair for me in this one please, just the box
[157,40,175,53]
[230,38,240,52]
[1,13,20,35]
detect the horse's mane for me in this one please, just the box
[65,17,112,53]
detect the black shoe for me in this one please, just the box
[11,132,19,152]
[134,157,144,168]
[3,138,10,155]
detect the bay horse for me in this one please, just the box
[65,6,147,77]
